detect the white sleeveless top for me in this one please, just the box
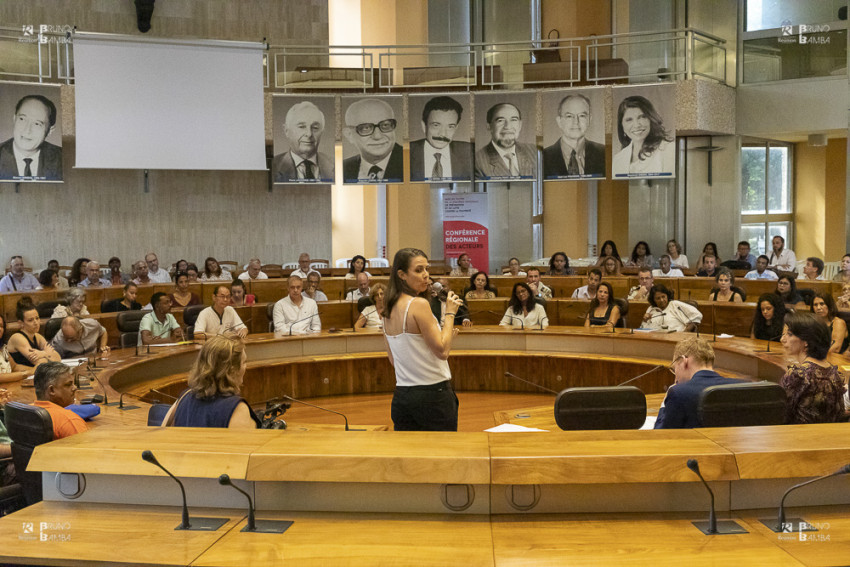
[383,299,451,387]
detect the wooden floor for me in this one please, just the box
[282,391,555,432]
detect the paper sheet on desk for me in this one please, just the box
[61,358,87,367]
[717,333,735,339]
[640,416,657,430]
[486,423,549,432]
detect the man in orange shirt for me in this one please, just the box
[32,361,87,439]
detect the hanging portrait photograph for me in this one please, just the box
[542,87,606,180]
[611,84,676,179]
[0,81,63,183]
[473,91,538,182]
[272,95,336,184]
[408,93,473,183]
[341,94,404,185]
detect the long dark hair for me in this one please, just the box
[752,293,786,341]
[349,255,367,274]
[630,241,652,264]
[648,284,674,308]
[383,248,428,319]
[812,291,839,320]
[616,95,672,159]
[548,251,573,275]
[588,281,615,313]
[0,312,7,346]
[468,271,496,294]
[509,282,538,315]
[69,257,90,287]
[775,274,799,304]
[204,257,222,278]
[599,240,621,260]
[784,311,831,360]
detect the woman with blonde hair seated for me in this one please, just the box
[162,334,261,429]
[355,283,387,330]
[51,287,90,319]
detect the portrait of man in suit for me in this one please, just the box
[543,92,605,179]
[474,102,536,181]
[272,100,334,184]
[409,95,472,183]
[0,94,63,182]
[342,97,403,184]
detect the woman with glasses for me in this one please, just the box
[51,288,90,319]
[500,282,548,329]
[193,285,248,340]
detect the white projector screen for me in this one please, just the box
[74,33,266,170]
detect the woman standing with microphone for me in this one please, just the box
[383,248,464,431]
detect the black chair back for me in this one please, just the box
[698,381,787,427]
[147,404,172,426]
[613,298,629,328]
[5,401,53,506]
[43,318,63,342]
[797,288,816,307]
[183,304,205,331]
[36,300,65,319]
[115,310,147,333]
[267,303,275,332]
[357,296,373,313]
[554,386,647,430]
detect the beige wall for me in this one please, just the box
[795,138,847,261]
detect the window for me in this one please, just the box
[740,141,793,255]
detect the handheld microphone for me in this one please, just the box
[686,459,747,535]
[504,371,559,395]
[616,365,663,387]
[282,394,364,430]
[141,450,228,531]
[218,474,293,533]
[761,463,850,533]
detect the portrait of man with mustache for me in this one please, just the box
[409,95,473,183]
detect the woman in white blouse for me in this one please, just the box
[500,283,548,330]
[641,285,702,332]
[51,288,90,319]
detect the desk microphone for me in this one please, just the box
[218,474,292,533]
[672,304,701,336]
[616,365,662,387]
[118,391,150,410]
[504,371,558,395]
[282,394,364,430]
[761,463,850,533]
[141,450,228,531]
[134,343,151,357]
[711,304,718,342]
[503,313,524,330]
[686,459,747,535]
[84,363,108,405]
[222,318,251,334]
[286,313,319,336]
[149,388,178,402]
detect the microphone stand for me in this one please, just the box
[711,304,717,342]
[218,474,293,533]
[616,365,663,387]
[760,463,850,533]
[687,459,747,535]
[504,371,559,395]
[282,394,365,431]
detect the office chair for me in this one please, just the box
[554,386,647,430]
[698,381,787,427]
[5,402,53,506]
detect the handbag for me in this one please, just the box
[531,29,561,63]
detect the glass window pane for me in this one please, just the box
[768,146,791,213]
[767,222,790,249]
[746,0,843,32]
[741,147,767,213]
[740,223,767,256]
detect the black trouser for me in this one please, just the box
[391,380,459,431]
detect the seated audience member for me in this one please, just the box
[51,316,109,358]
[161,335,261,429]
[775,274,804,307]
[139,292,183,346]
[0,256,39,292]
[465,271,497,300]
[731,241,756,269]
[172,259,190,276]
[572,268,601,300]
[32,361,88,439]
[599,255,623,277]
[273,276,321,335]
[594,240,622,267]
[355,283,387,330]
[429,279,472,327]
[780,312,844,424]
[102,283,142,313]
[745,255,779,280]
[695,242,720,273]
[145,252,171,283]
[67,258,90,288]
[186,263,200,282]
[78,261,111,288]
[750,293,786,342]
[347,254,372,279]
[230,279,255,307]
[36,269,59,290]
[584,282,620,329]
[238,258,268,281]
[0,388,10,480]
[345,272,371,301]
[526,267,552,300]
[652,255,684,278]
[169,271,201,308]
[547,251,574,276]
[500,283,548,329]
[7,299,60,369]
[641,285,702,332]
[833,254,850,283]
[0,314,29,383]
[837,282,850,309]
[132,260,151,285]
[503,257,526,277]
[291,253,318,280]
[302,272,328,302]
[666,239,688,269]
[52,288,90,319]
[627,267,653,300]
[194,285,248,340]
[200,257,232,282]
[449,253,473,278]
[798,257,825,281]
[695,254,718,278]
[626,241,654,269]
[767,235,797,273]
[707,267,743,302]
[46,259,69,289]
[654,337,747,429]
[108,257,130,286]
[811,292,848,354]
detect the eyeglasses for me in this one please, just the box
[668,356,682,375]
[352,119,396,136]
[216,294,232,299]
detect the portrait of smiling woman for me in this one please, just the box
[612,89,676,178]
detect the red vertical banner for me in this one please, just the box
[443,193,489,273]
